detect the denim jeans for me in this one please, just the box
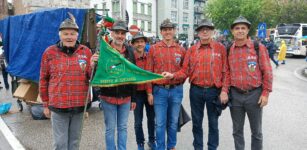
[190,85,220,150]
[134,91,155,144]
[101,100,131,150]
[153,85,183,150]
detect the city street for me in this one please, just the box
[1,57,307,150]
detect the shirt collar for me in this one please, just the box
[196,40,213,49]
[157,40,178,48]
[234,39,252,48]
[134,51,146,60]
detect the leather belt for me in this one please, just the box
[231,86,261,94]
[191,84,216,89]
[154,83,182,89]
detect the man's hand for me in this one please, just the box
[258,95,268,108]
[147,93,154,105]
[130,102,136,110]
[161,72,174,79]
[90,53,99,68]
[43,107,51,118]
[219,91,229,104]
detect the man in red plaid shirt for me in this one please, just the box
[163,19,230,150]
[39,18,92,149]
[228,16,273,150]
[145,19,186,150]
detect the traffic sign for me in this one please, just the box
[258,22,267,39]
[223,29,229,36]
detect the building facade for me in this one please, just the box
[0,0,9,19]
[91,0,157,39]
[13,0,90,15]
[194,0,206,39]
[157,0,194,41]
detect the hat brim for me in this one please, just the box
[59,27,79,32]
[110,27,129,32]
[231,22,251,29]
[195,25,215,31]
[131,37,147,44]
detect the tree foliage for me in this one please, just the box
[205,0,262,35]
[205,0,307,36]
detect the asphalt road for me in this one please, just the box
[1,57,307,150]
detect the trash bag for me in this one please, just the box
[30,104,48,120]
[0,102,12,114]
[177,105,191,132]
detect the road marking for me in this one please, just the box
[294,66,307,82]
[0,117,25,150]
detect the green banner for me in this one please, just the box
[91,39,163,87]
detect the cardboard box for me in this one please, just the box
[36,95,42,103]
[13,82,38,102]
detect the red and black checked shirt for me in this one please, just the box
[145,41,186,93]
[134,51,147,91]
[100,43,131,105]
[39,44,92,108]
[174,41,230,93]
[228,39,273,96]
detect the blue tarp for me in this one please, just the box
[0,8,87,82]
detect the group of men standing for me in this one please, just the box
[40,15,273,150]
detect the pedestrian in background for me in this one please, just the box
[162,18,230,150]
[277,40,287,64]
[39,17,92,150]
[90,20,137,150]
[145,18,186,150]
[265,37,279,68]
[131,32,156,150]
[228,16,273,150]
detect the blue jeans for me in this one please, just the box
[190,85,220,150]
[134,91,155,144]
[101,100,131,150]
[153,85,183,150]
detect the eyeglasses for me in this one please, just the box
[198,28,212,32]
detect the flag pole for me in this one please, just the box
[76,62,97,150]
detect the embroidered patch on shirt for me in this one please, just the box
[248,61,257,72]
[175,53,182,64]
[78,59,87,71]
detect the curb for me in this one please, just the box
[294,66,307,82]
[0,116,25,150]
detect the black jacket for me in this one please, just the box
[98,42,136,102]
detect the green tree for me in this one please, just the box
[205,0,262,36]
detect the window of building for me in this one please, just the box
[141,21,145,31]
[148,22,152,32]
[183,26,188,33]
[112,1,120,12]
[148,5,152,15]
[133,20,138,26]
[94,4,98,9]
[171,11,177,22]
[102,3,106,9]
[133,2,137,13]
[171,0,177,8]
[183,13,188,22]
[183,0,189,9]
[141,3,145,14]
